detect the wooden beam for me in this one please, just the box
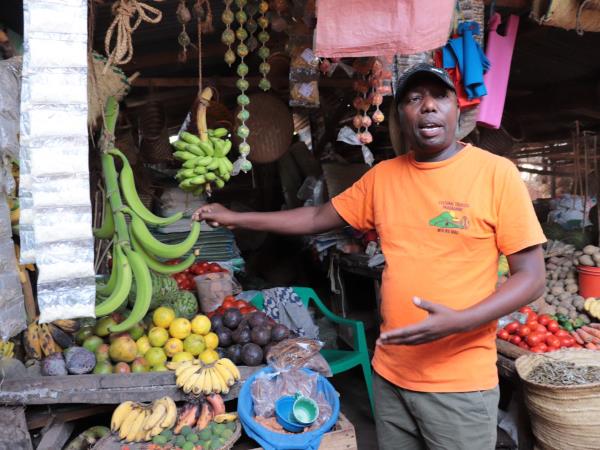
[0,367,260,405]
[0,407,33,450]
[132,76,355,89]
[36,421,74,450]
[122,43,225,72]
[26,405,114,430]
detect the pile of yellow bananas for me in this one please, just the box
[111,396,177,443]
[174,358,240,395]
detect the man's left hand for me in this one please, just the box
[377,297,469,346]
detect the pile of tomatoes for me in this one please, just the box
[207,295,258,318]
[497,306,580,353]
[167,260,228,291]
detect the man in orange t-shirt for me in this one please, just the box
[194,64,546,449]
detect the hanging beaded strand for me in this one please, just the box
[176,0,192,63]
[257,1,271,91]
[234,0,252,173]
[222,0,236,66]
[245,1,259,53]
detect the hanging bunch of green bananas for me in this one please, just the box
[93,98,201,333]
[171,128,234,196]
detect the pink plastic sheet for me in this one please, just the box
[314,0,456,57]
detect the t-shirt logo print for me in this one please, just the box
[429,211,469,229]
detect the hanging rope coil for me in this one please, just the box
[103,0,163,72]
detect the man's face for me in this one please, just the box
[398,75,459,154]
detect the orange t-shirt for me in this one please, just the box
[331,144,546,392]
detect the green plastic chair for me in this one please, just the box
[250,287,374,414]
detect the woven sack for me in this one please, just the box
[531,0,600,34]
[515,349,600,450]
[233,93,294,164]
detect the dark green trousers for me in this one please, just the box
[374,372,499,450]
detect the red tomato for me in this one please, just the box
[510,335,522,345]
[547,345,559,352]
[559,336,574,348]
[519,306,533,315]
[497,329,510,341]
[538,314,551,326]
[505,322,520,334]
[527,312,538,323]
[222,298,236,309]
[547,320,560,333]
[536,343,548,352]
[234,300,248,309]
[518,342,529,350]
[535,324,548,334]
[554,329,570,338]
[531,345,546,353]
[526,333,544,347]
[527,321,539,330]
[240,306,255,315]
[208,263,222,273]
[166,259,181,265]
[517,325,531,337]
[546,335,560,348]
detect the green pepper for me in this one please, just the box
[572,318,585,329]
[556,313,568,322]
[562,322,574,332]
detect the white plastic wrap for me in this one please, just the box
[20,0,95,322]
[336,126,374,166]
[0,194,26,340]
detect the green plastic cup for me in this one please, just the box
[292,392,319,425]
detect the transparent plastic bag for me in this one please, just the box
[266,338,332,377]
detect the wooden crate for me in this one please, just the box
[250,413,357,450]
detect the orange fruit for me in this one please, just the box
[153,306,176,328]
[199,348,219,365]
[148,327,169,347]
[163,338,184,358]
[172,351,194,363]
[204,332,219,350]
[169,318,192,340]
[183,334,206,356]
[145,347,167,366]
[136,336,151,356]
[191,315,212,335]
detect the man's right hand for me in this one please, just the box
[192,203,237,229]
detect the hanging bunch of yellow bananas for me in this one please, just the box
[92,98,200,333]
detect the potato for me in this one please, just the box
[566,284,579,294]
[558,292,571,301]
[575,250,584,257]
[583,245,599,255]
[565,277,576,285]
[557,306,570,316]
[593,253,600,263]
[578,314,591,324]
[574,298,585,310]
[545,294,556,303]
[552,299,561,306]
[543,305,557,316]
[579,255,594,266]
[551,286,565,296]
[549,256,562,265]
[569,309,579,320]
[546,263,557,271]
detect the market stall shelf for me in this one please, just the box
[0,366,260,406]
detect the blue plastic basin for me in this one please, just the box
[275,396,305,433]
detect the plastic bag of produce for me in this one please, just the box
[194,271,241,313]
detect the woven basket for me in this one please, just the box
[515,350,600,450]
[233,93,294,164]
[531,0,600,33]
[138,102,172,163]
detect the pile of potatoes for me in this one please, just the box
[576,245,600,267]
[543,251,591,324]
